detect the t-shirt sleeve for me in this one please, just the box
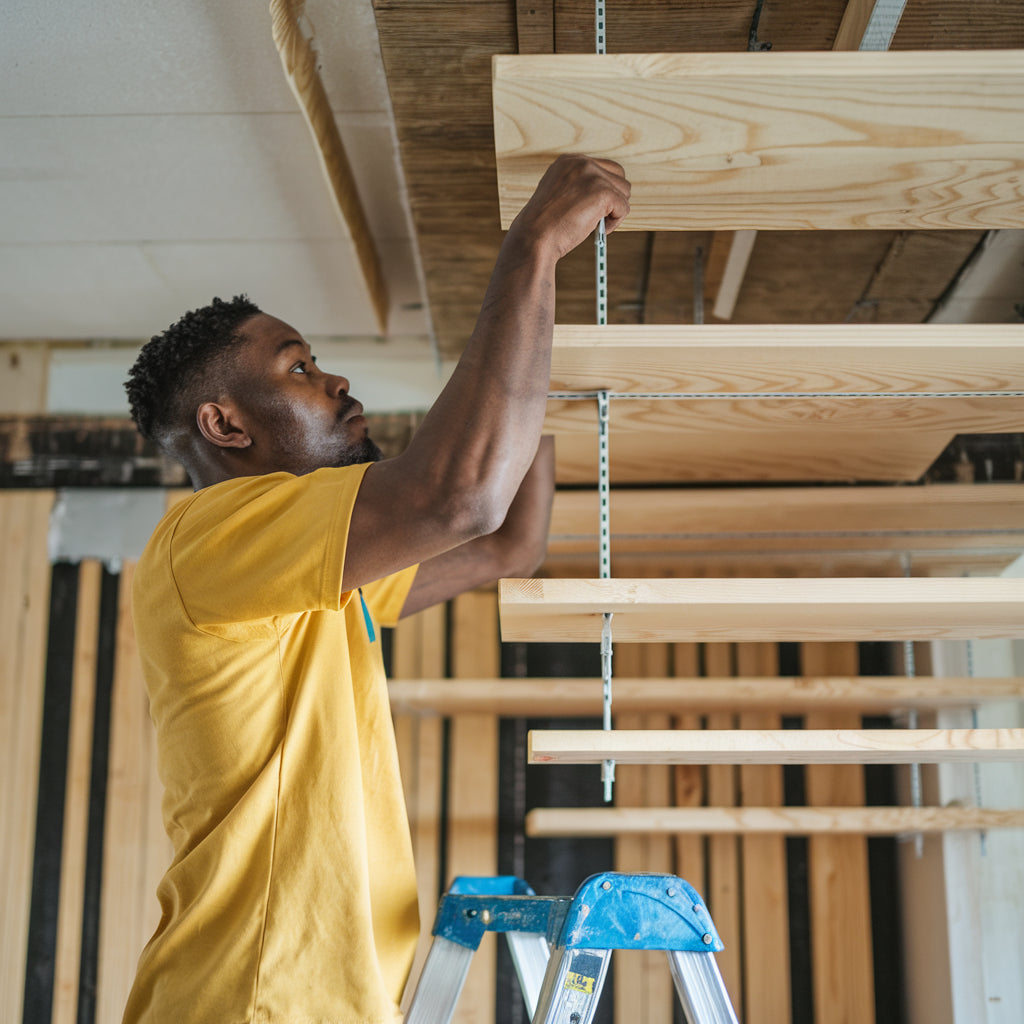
[168,466,375,627]
[360,564,419,629]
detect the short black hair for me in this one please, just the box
[125,295,261,442]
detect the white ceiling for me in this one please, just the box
[0,0,429,345]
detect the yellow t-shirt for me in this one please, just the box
[123,466,419,1024]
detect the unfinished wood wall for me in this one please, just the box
[5,487,898,1024]
[0,492,170,1024]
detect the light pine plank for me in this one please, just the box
[802,643,875,1024]
[528,728,1024,765]
[671,644,705,894]
[389,675,1024,715]
[494,51,1024,231]
[52,559,102,1024]
[553,424,952,484]
[545,394,1024,435]
[499,577,1024,643]
[548,482,1024,555]
[614,645,674,1024]
[393,603,447,1014]
[526,805,1024,836]
[0,492,52,1024]
[704,645,742,1011]
[737,643,790,1024]
[448,591,500,1024]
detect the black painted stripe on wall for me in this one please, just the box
[76,567,120,1024]
[23,562,79,1024]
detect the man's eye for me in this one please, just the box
[290,362,307,374]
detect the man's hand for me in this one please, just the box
[506,154,631,266]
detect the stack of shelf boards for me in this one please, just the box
[490,48,1024,831]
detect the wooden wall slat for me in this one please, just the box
[52,559,101,1024]
[737,644,791,1024]
[95,565,171,1024]
[802,642,876,1024]
[448,591,500,1024]
[705,644,742,1011]
[671,644,705,893]
[614,644,674,1024]
[393,603,447,1012]
[0,492,52,1024]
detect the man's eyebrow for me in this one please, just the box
[274,338,308,357]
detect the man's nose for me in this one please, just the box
[326,373,350,396]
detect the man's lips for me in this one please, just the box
[340,399,364,422]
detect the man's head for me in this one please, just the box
[126,296,381,486]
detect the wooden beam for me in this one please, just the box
[711,230,757,321]
[525,806,1024,836]
[499,577,1024,643]
[389,676,1024,715]
[548,323,1024,393]
[527,728,1024,765]
[494,51,1024,231]
[270,0,389,332]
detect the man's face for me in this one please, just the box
[227,313,382,474]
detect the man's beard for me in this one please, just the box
[336,435,383,466]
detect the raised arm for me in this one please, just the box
[342,156,629,592]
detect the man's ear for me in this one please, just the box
[196,401,252,450]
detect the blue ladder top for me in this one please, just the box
[434,872,723,954]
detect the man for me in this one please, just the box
[121,155,630,1023]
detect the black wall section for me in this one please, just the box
[76,567,120,1024]
[23,561,80,1024]
[497,640,614,1024]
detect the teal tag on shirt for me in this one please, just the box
[358,588,376,643]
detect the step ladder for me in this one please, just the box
[405,871,739,1024]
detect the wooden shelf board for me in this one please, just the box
[549,483,1024,553]
[552,427,952,484]
[494,51,1024,231]
[387,676,1024,716]
[525,806,1024,836]
[499,577,1024,642]
[528,728,1024,765]
[549,324,1024,394]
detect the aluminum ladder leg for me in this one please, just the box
[405,871,739,1024]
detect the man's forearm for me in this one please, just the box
[400,157,630,534]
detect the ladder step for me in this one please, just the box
[528,728,1024,765]
[498,577,1024,643]
[494,51,1024,231]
